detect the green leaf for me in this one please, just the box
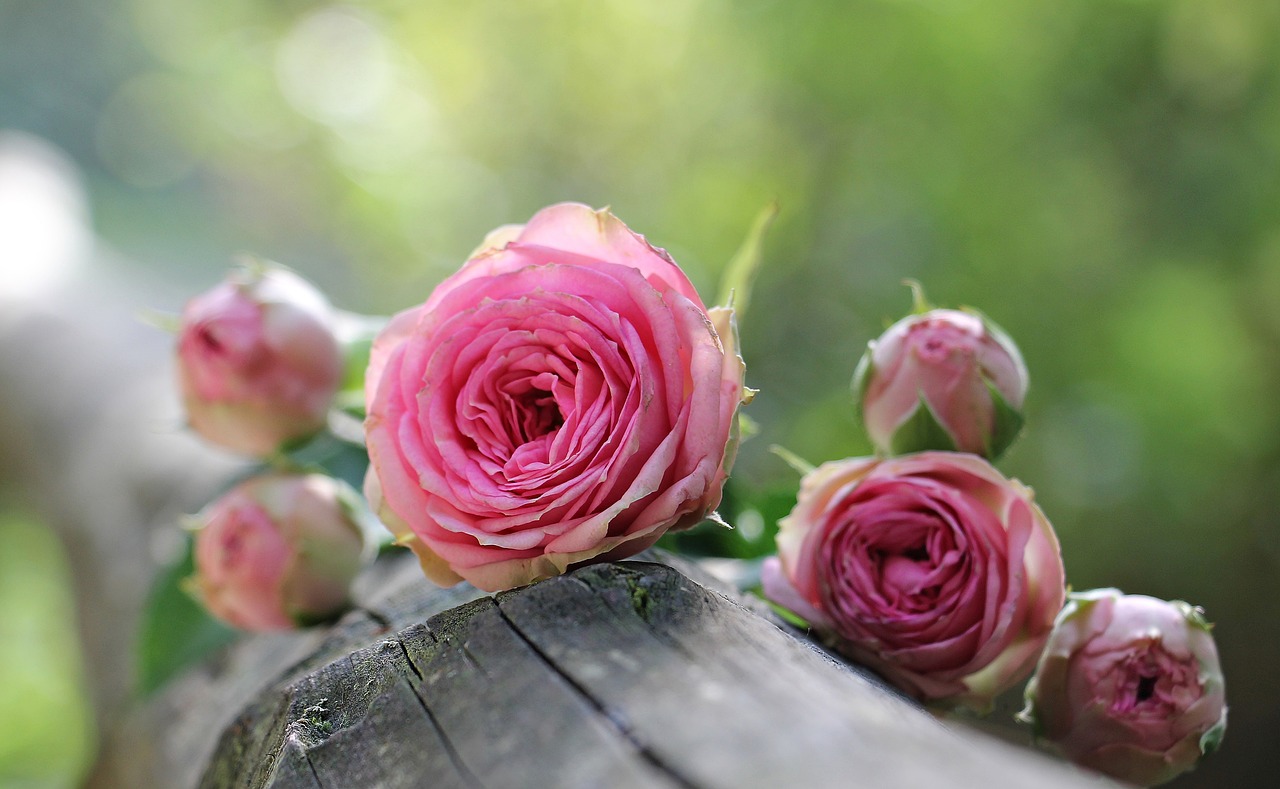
[1016,678,1043,737]
[340,338,373,403]
[850,350,873,422]
[137,533,237,696]
[1198,712,1228,753]
[1199,716,1227,756]
[769,444,817,476]
[1179,601,1215,633]
[1056,587,1119,626]
[280,430,371,491]
[231,252,272,281]
[903,279,933,315]
[985,379,1025,460]
[716,201,778,317]
[136,308,182,334]
[1066,586,1122,603]
[768,600,813,629]
[888,396,958,456]
[964,304,1030,447]
[333,311,388,417]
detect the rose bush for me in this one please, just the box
[189,473,369,631]
[176,264,343,456]
[364,203,748,592]
[853,308,1027,459]
[762,451,1065,708]
[1021,589,1227,786]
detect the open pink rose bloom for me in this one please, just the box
[763,451,1065,709]
[364,203,748,592]
[176,266,343,456]
[190,473,369,631]
[854,308,1027,459]
[1021,589,1227,786]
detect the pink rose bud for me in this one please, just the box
[364,203,749,592]
[1021,589,1227,786]
[176,264,343,456]
[854,307,1028,459]
[762,451,1065,710]
[189,473,370,631]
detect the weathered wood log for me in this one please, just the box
[118,551,1109,789]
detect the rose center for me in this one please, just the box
[1109,644,1202,716]
[876,542,941,604]
[1135,674,1158,703]
[509,386,564,445]
[910,321,978,365]
[903,545,929,562]
[220,528,244,567]
[197,325,225,355]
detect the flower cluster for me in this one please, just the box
[163,206,1224,786]
[170,204,747,618]
[762,292,1226,785]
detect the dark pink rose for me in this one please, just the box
[1021,589,1227,786]
[763,451,1065,708]
[176,265,342,456]
[190,473,369,631]
[854,308,1027,459]
[364,203,748,592]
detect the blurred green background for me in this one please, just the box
[2,0,1278,786]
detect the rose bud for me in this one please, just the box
[176,263,343,456]
[364,203,749,592]
[188,473,370,631]
[762,451,1065,710]
[853,306,1028,459]
[1021,589,1227,786]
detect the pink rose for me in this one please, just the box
[364,203,747,592]
[190,473,370,631]
[176,265,343,456]
[1021,589,1227,786]
[763,451,1065,708]
[854,308,1028,459]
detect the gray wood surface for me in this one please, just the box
[136,552,1109,789]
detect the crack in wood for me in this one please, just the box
[299,746,324,789]
[459,641,493,680]
[397,643,487,789]
[400,674,486,789]
[492,598,701,789]
[390,637,424,682]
